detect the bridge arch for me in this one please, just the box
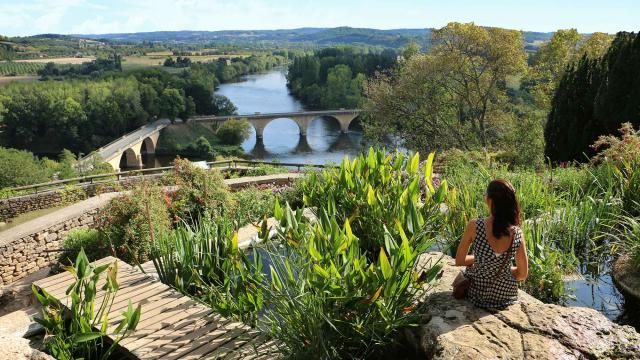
[119,148,141,170]
[141,137,155,155]
[256,117,304,139]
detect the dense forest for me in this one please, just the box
[287,47,397,109]
[545,31,640,162]
[0,53,286,155]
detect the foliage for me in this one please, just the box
[232,187,276,226]
[606,216,640,269]
[287,46,396,109]
[243,163,288,176]
[301,148,448,257]
[211,94,237,116]
[95,181,171,263]
[163,158,233,222]
[216,118,252,145]
[258,200,443,359]
[525,30,612,109]
[32,249,141,360]
[591,122,640,165]
[363,22,527,151]
[183,136,215,159]
[56,229,104,273]
[545,31,640,163]
[152,217,264,326]
[0,147,51,188]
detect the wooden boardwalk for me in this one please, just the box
[33,257,280,359]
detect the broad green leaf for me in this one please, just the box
[379,248,392,280]
[424,152,435,193]
[434,179,448,203]
[367,185,376,206]
[313,264,330,279]
[408,152,420,174]
[74,332,103,343]
[274,198,283,219]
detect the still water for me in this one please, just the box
[216,69,364,164]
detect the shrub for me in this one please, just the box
[184,136,215,159]
[216,118,252,145]
[301,148,447,257]
[233,187,276,226]
[163,158,233,222]
[95,181,171,263]
[0,147,51,188]
[244,163,288,176]
[33,249,141,360]
[57,229,104,269]
[258,202,443,359]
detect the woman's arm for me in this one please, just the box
[455,220,476,267]
[510,231,529,281]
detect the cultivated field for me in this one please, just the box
[122,53,249,70]
[0,75,39,86]
[12,57,95,64]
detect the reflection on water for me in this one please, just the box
[216,69,365,164]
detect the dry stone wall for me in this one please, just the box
[0,210,98,286]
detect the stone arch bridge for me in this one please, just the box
[191,109,361,139]
[85,110,360,171]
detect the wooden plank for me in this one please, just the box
[141,318,244,359]
[195,329,263,359]
[122,306,216,351]
[35,257,280,360]
[223,336,280,359]
[33,256,116,289]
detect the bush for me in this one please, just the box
[95,181,171,263]
[184,136,215,159]
[0,147,51,188]
[216,118,252,145]
[301,148,448,257]
[57,229,104,269]
[33,249,141,360]
[232,187,276,226]
[163,158,234,222]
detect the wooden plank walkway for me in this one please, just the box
[33,257,280,359]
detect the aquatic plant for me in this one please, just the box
[33,249,141,360]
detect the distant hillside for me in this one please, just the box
[75,27,553,49]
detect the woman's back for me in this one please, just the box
[465,218,522,309]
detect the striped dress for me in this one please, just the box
[464,219,522,310]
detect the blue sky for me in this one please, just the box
[0,0,638,36]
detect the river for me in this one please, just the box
[216,69,365,164]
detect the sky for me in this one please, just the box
[0,0,638,37]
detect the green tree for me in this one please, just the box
[160,88,185,123]
[212,94,237,116]
[0,147,51,188]
[364,22,527,151]
[216,118,252,145]
[545,32,639,162]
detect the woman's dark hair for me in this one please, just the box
[486,179,521,238]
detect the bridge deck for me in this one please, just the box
[33,257,280,359]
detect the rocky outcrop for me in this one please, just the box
[411,253,640,359]
[613,255,640,302]
[0,334,52,360]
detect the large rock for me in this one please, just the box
[0,334,52,360]
[411,253,640,359]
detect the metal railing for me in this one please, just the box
[1,159,334,198]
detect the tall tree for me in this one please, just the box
[363,22,527,151]
[545,32,640,162]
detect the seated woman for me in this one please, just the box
[454,179,528,310]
